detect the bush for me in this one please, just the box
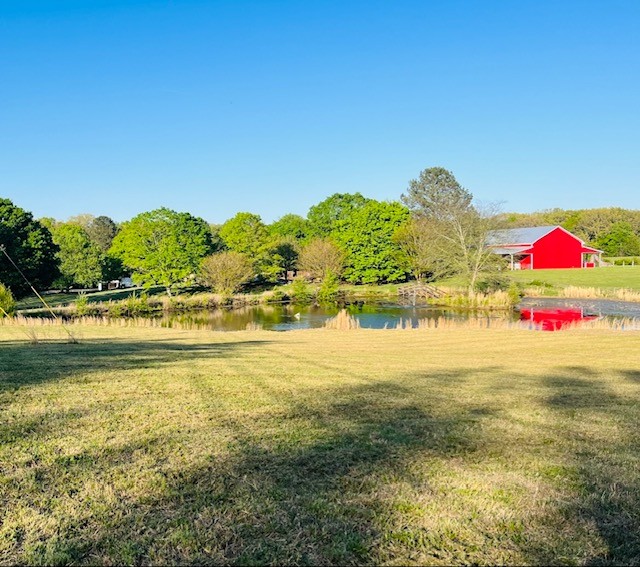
[75,293,90,316]
[507,282,524,305]
[290,278,314,304]
[317,272,340,304]
[0,283,15,316]
[200,251,254,294]
[474,274,510,294]
[124,292,151,316]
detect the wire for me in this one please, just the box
[0,245,77,341]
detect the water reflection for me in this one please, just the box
[153,303,519,332]
[519,307,598,331]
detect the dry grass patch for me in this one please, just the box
[1,325,639,565]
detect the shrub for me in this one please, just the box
[317,272,340,304]
[124,292,151,316]
[200,251,254,294]
[474,274,510,294]
[75,293,90,316]
[0,283,15,317]
[290,278,314,304]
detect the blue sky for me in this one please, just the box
[1,0,639,224]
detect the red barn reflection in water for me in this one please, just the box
[520,307,598,331]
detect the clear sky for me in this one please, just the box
[1,0,639,224]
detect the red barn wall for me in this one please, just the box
[531,228,584,269]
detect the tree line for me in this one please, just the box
[1,167,639,300]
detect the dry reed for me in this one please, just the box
[324,309,361,330]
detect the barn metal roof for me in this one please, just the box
[490,246,532,255]
[487,226,559,246]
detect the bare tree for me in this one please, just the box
[199,251,254,294]
[402,167,504,291]
[297,238,344,281]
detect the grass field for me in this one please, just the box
[1,324,640,565]
[506,265,640,291]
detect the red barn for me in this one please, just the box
[487,226,602,270]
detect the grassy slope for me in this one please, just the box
[507,265,640,290]
[1,325,640,565]
[436,265,640,293]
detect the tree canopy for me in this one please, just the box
[51,223,104,288]
[0,198,59,298]
[334,200,410,284]
[401,167,473,222]
[307,193,370,237]
[110,208,213,293]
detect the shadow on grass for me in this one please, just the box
[523,367,640,565]
[4,355,640,564]
[0,338,272,390]
[1,376,494,565]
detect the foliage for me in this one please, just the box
[208,224,226,253]
[110,208,213,294]
[596,222,640,257]
[401,167,473,222]
[290,277,314,304]
[307,193,370,237]
[402,168,503,291]
[100,255,126,281]
[334,200,410,284]
[394,217,452,281]
[298,238,344,281]
[51,223,104,288]
[316,271,340,303]
[270,237,299,275]
[269,214,309,241]
[199,251,254,294]
[502,207,640,248]
[219,212,268,256]
[0,198,59,298]
[86,215,119,252]
[219,212,285,280]
[0,282,15,316]
[474,273,510,293]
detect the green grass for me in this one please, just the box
[437,266,640,295]
[14,286,165,311]
[1,324,640,564]
[507,265,640,291]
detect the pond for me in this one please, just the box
[137,298,640,332]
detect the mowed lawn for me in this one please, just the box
[1,325,640,565]
[507,265,640,291]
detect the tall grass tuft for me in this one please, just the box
[438,290,518,310]
[324,309,361,330]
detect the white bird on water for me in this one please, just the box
[294,312,301,320]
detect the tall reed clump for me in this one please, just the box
[560,286,640,303]
[439,289,520,310]
[324,309,360,330]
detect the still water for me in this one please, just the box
[147,299,640,332]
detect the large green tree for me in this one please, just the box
[110,208,213,294]
[86,215,119,252]
[307,193,370,237]
[269,214,309,242]
[596,221,640,257]
[51,223,104,288]
[0,198,59,298]
[219,212,289,281]
[334,200,410,284]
